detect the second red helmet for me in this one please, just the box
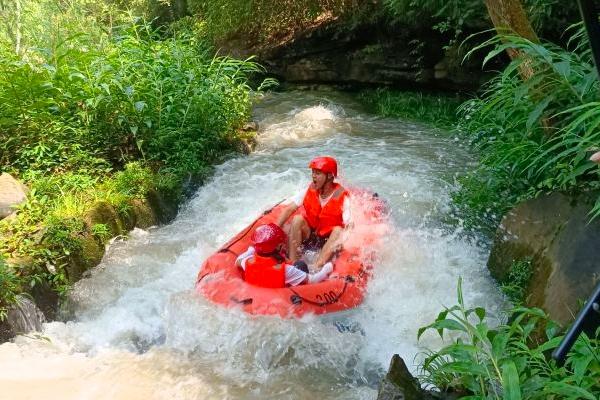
[251,223,287,254]
[309,156,338,177]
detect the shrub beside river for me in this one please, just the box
[0,1,260,323]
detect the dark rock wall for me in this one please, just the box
[488,192,600,325]
[226,19,493,92]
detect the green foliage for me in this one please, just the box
[91,224,111,242]
[0,6,257,177]
[501,259,533,306]
[0,0,259,306]
[189,0,362,43]
[418,278,600,399]
[0,256,20,321]
[110,162,155,199]
[382,0,486,39]
[358,88,463,131]
[381,0,578,41]
[453,25,600,233]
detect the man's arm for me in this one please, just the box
[276,202,299,227]
[235,246,255,269]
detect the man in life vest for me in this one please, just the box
[236,223,333,288]
[276,156,349,270]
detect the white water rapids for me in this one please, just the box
[0,91,506,400]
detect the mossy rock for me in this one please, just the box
[131,199,158,229]
[85,201,124,237]
[146,189,178,224]
[66,231,104,283]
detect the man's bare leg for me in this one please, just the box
[314,226,343,269]
[288,214,310,262]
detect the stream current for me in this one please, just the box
[0,91,505,400]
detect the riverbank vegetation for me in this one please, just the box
[0,0,261,318]
[454,24,600,233]
[358,89,463,131]
[418,280,599,399]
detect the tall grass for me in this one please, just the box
[358,89,463,131]
[454,24,600,233]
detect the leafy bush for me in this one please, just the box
[418,279,600,399]
[453,25,600,233]
[382,0,578,41]
[0,10,257,177]
[0,0,260,305]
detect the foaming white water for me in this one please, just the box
[257,100,349,145]
[0,91,505,400]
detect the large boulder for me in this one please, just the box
[488,192,600,325]
[0,173,28,219]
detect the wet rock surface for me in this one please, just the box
[0,295,45,342]
[377,354,460,400]
[488,192,600,325]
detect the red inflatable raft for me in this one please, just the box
[196,189,388,318]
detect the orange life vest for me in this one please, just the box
[302,183,348,237]
[244,254,286,288]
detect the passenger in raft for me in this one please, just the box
[276,156,350,270]
[236,223,333,287]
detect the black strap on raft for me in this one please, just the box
[287,275,355,307]
[230,296,253,305]
[217,199,285,256]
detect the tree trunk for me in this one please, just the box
[484,0,538,79]
[484,0,555,135]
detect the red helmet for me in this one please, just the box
[251,223,287,254]
[309,156,338,177]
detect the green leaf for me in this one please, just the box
[69,72,86,81]
[430,319,468,338]
[474,307,486,321]
[457,277,464,308]
[554,60,571,77]
[535,335,562,353]
[501,361,522,400]
[439,361,487,375]
[542,382,597,400]
[526,96,552,131]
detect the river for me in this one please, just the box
[0,90,505,400]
